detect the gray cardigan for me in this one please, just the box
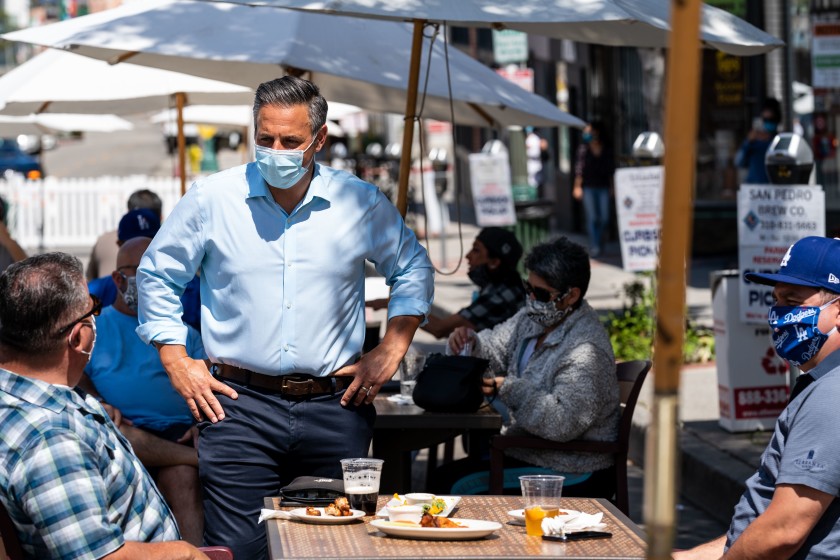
[475,301,619,473]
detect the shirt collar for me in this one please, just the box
[246,162,332,208]
[0,367,90,414]
[809,348,840,382]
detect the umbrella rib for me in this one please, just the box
[466,102,497,127]
[36,101,52,114]
[109,51,140,65]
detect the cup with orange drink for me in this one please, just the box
[519,475,565,537]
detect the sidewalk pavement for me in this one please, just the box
[400,221,764,546]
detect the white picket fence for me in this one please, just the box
[0,175,183,252]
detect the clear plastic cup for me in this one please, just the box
[340,458,384,515]
[520,475,565,536]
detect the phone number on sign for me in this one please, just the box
[737,387,787,406]
[733,385,789,419]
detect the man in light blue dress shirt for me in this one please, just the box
[136,76,433,558]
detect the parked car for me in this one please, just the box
[0,138,44,179]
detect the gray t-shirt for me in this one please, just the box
[725,350,840,558]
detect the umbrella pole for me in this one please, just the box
[176,92,187,196]
[395,19,426,218]
[644,0,702,558]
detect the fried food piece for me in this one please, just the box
[305,507,321,516]
[419,513,464,528]
[324,496,353,516]
[334,496,352,516]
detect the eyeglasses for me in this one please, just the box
[57,294,102,335]
[524,281,562,303]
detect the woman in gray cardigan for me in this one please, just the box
[443,236,620,497]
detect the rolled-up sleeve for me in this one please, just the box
[366,190,433,322]
[136,184,206,346]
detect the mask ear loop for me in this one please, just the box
[68,317,96,357]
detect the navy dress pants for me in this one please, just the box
[198,381,375,559]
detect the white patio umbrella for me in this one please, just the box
[0,48,253,194]
[219,0,782,56]
[2,0,583,131]
[0,113,134,136]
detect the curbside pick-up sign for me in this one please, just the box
[738,184,825,324]
[614,166,663,272]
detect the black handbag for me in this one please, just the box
[412,353,490,413]
[278,476,345,505]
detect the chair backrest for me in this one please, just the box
[0,501,23,560]
[615,360,652,453]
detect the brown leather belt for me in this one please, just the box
[213,364,352,398]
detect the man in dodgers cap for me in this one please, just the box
[676,236,840,559]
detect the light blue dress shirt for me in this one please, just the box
[136,163,433,376]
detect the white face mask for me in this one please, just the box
[119,273,138,314]
[71,315,97,357]
[254,135,318,189]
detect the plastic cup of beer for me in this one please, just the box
[340,458,384,515]
[520,475,565,537]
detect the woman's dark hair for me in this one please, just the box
[0,253,88,354]
[525,236,591,303]
[253,76,328,136]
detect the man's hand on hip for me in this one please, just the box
[157,344,238,422]
[335,315,422,407]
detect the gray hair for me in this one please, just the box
[253,76,328,136]
[524,236,591,302]
[127,189,163,218]
[0,253,88,354]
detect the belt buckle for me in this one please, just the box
[281,376,314,397]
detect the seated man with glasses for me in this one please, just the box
[0,253,210,559]
[78,237,206,546]
[437,236,620,496]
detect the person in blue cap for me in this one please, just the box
[676,236,840,559]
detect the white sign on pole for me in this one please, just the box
[737,184,825,324]
[468,152,516,227]
[614,166,663,272]
[492,30,529,65]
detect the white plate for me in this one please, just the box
[507,508,582,526]
[370,518,502,540]
[288,507,365,524]
[377,495,461,518]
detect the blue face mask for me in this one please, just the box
[762,120,778,134]
[582,132,593,144]
[254,136,318,189]
[768,297,839,367]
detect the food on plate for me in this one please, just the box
[324,496,353,517]
[422,497,448,515]
[420,513,464,528]
[386,504,424,524]
[305,507,321,516]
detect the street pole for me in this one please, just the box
[645,0,702,558]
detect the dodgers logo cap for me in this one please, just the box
[744,236,840,292]
[118,208,161,242]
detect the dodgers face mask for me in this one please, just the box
[254,136,317,189]
[768,296,840,367]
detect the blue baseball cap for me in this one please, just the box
[118,208,160,242]
[744,236,840,292]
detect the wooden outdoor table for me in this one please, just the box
[372,398,502,492]
[264,495,647,559]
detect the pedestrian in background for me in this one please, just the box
[735,97,782,184]
[573,121,614,258]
